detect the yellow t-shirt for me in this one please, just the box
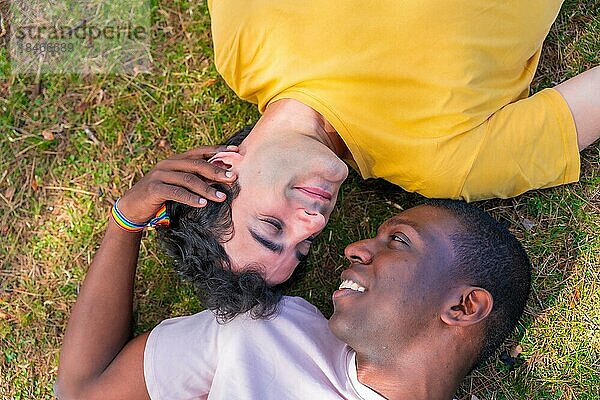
[208,0,579,201]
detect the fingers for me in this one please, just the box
[170,145,239,161]
[157,158,236,184]
[155,170,229,203]
[157,183,211,207]
[142,145,240,208]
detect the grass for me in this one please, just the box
[0,0,598,398]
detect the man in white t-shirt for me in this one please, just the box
[55,153,532,399]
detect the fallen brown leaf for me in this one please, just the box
[4,186,15,202]
[158,138,170,149]
[75,102,89,113]
[570,287,581,307]
[509,344,523,358]
[201,78,217,87]
[41,130,55,140]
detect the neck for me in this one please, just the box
[259,98,348,157]
[355,335,475,400]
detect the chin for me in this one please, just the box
[264,270,293,286]
[327,314,347,340]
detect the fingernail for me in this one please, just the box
[216,191,226,199]
[225,171,234,178]
[226,145,238,150]
[198,198,207,206]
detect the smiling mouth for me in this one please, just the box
[295,186,332,201]
[338,279,366,292]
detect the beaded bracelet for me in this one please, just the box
[111,198,170,232]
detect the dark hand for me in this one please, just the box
[117,145,238,223]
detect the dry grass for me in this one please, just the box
[1,0,598,398]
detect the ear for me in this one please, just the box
[208,151,244,171]
[440,287,493,327]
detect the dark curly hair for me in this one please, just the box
[424,199,532,368]
[159,126,295,322]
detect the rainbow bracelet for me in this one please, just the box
[111,198,170,232]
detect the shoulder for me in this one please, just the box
[263,296,327,328]
[279,295,325,317]
[222,296,328,334]
[152,296,323,332]
[147,296,330,354]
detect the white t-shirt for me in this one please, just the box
[144,296,385,400]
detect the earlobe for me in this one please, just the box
[208,151,244,171]
[441,287,493,327]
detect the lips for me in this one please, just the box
[295,186,332,201]
[333,270,368,300]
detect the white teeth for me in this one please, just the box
[338,279,366,292]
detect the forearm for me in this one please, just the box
[55,145,237,399]
[555,66,600,150]
[57,219,142,394]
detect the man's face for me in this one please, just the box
[328,205,459,354]
[216,128,349,285]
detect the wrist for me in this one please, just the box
[116,196,152,224]
[108,216,144,239]
[110,198,170,233]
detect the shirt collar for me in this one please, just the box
[346,349,387,400]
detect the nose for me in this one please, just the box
[344,239,373,265]
[293,208,327,236]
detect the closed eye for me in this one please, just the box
[249,230,284,254]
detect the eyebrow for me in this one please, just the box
[248,229,308,262]
[380,217,424,237]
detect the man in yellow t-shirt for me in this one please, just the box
[121,1,599,316]
[208,0,598,200]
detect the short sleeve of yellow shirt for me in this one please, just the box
[208,0,580,201]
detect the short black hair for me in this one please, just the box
[159,126,292,322]
[424,199,532,367]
